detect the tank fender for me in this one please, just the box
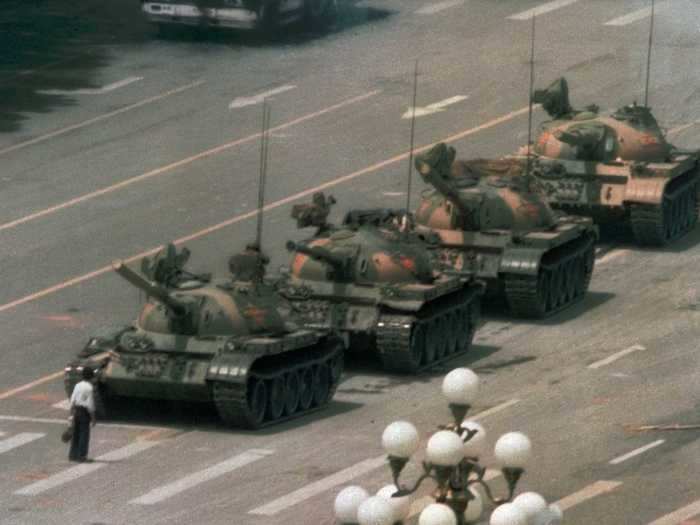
[624,177,668,205]
[206,351,258,385]
[498,247,542,276]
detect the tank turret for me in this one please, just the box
[65,244,344,429]
[528,77,699,246]
[414,143,597,318]
[280,193,484,373]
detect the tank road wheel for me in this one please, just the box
[423,321,440,365]
[572,256,585,298]
[93,386,111,420]
[245,379,268,428]
[311,365,330,407]
[283,373,301,416]
[454,307,471,354]
[329,352,344,385]
[266,376,286,421]
[298,368,314,411]
[444,312,460,356]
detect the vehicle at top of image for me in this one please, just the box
[64,243,344,430]
[277,192,484,374]
[413,142,598,319]
[141,0,341,32]
[525,77,700,246]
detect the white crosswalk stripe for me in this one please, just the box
[15,441,158,496]
[249,455,387,516]
[647,498,700,525]
[131,449,274,505]
[507,0,579,20]
[554,480,622,511]
[416,0,464,15]
[0,432,44,454]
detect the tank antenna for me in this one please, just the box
[255,99,271,251]
[405,59,419,212]
[525,13,536,183]
[643,0,655,107]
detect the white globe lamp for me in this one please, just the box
[489,503,528,525]
[442,368,479,424]
[382,421,420,459]
[419,503,457,525]
[376,484,411,522]
[494,432,532,469]
[357,496,395,525]
[426,430,465,467]
[335,485,370,524]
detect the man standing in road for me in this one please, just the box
[68,367,96,462]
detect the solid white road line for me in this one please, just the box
[0,80,204,157]
[596,248,630,265]
[16,441,158,496]
[229,85,297,109]
[415,0,464,15]
[648,498,700,525]
[471,399,520,421]
[0,90,378,234]
[588,344,645,369]
[604,2,669,26]
[609,440,665,465]
[554,480,622,511]
[508,0,579,20]
[52,399,72,411]
[402,95,468,119]
[0,414,167,431]
[0,371,65,400]
[249,455,387,516]
[38,76,143,96]
[132,449,274,505]
[0,432,45,455]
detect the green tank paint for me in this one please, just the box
[279,193,484,373]
[528,77,700,245]
[64,243,344,430]
[414,143,597,319]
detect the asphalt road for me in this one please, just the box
[1,0,699,524]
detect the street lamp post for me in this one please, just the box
[333,368,562,525]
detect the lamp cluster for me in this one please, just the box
[333,368,562,525]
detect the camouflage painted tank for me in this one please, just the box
[64,243,344,429]
[529,77,699,245]
[277,193,484,373]
[413,143,598,319]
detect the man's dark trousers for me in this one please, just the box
[69,406,91,461]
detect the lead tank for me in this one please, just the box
[64,243,344,429]
[529,77,699,245]
[277,193,484,373]
[413,143,598,318]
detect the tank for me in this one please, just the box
[413,142,598,319]
[528,77,699,245]
[64,243,344,429]
[277,193,484,373]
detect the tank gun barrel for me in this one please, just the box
[416,159,470,218]
[285,241,349,271]
[112,260,188,317]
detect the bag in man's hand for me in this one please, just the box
[61,416,74,443]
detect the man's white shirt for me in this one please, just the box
[70,381,95,415]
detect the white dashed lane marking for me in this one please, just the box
[471,399,520,421]
[229,85,297,109]
[132,449,274,505]
[16,441,158,496]
[402,95,468,119]
[609,440,665,465]
[38,76,143,96]
[508,0,580,20]
[604,1,669,26]
[415,0,464,15]
[588,344,645,369]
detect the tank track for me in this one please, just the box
[210,339,343,430]
[376,287,482,374]
[504,232,596,319]
[629,172,699,246]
